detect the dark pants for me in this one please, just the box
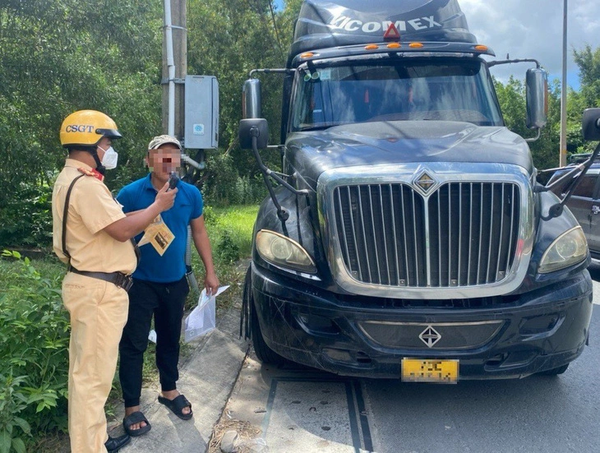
[119,276,189,408]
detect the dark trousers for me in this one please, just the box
[119,276,189,408]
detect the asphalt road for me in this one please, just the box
[222,265,600,453]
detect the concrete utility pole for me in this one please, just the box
[162,0,187,140]
[559,0,568,167]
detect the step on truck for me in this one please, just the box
[238,0,600,382]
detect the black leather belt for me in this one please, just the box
[68,266,134,292]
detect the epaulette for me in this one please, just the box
[78,167,104,181]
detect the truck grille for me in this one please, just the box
[332,182,520,288]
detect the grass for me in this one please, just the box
[205,204,257,259]
[197,204,258,309]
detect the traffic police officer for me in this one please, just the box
[52,110,177,453]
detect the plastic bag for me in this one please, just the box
[184,285,229,343]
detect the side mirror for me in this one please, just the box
[239,118,269,150]
[525,68,548,129]
[582,108,600,141]
[242,79,262,119]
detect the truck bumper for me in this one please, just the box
[250,265,594,379]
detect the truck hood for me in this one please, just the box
[286,121,533,190]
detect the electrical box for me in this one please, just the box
[184,75,219,149]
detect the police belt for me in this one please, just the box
[68,266,134,292]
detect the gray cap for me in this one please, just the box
[148,134,181,150]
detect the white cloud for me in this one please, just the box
[460,0,600,88]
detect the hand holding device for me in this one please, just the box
[168,171,180,191]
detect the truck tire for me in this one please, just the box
[244,268,287,365]
[538,364,569,376]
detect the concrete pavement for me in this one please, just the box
[108,304,249,452]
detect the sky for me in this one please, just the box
[459,0,599,89]
[275,0,600,89]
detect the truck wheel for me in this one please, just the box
[538,364,569,376]
[244,268,287,365]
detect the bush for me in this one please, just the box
[215,229,241,265]
[0,183,54,250]
[0,251,69,450]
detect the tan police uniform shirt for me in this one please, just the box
[52,158,137,275]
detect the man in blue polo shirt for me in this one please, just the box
[117,135,219,436]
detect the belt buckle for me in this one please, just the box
[121,274,133,292]
[115,273,133,292]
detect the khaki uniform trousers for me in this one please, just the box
[62,272,129,453]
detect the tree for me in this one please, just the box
[0,0,164,247]
[186,0,294,202]
[570,45,600,154]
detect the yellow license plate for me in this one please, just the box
[401,358,459,384]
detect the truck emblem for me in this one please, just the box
[414,171,436,194]
[419,326,441,348]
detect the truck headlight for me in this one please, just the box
[538,226,588,273]
[256,229,317,274]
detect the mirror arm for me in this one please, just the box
[488,58,541,68]
[540,141,600,221]
[250,131,310,223]
[251,133,289,222]
[537,164,584,193]
[524,128,542,143]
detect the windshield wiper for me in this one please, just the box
[299,123,339,131]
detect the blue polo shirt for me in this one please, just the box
[117,174,203,283]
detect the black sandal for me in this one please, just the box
[158,394,193,420]
[123,411,151,437]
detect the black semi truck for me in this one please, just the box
[238,0,599,382]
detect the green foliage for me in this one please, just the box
[0,251,69,449]
[187,0,288,180]
[0,374,31,453]
[0,0,163,244]
[215,230,242,265]
[0,0,292,244]
[0,181,54,249]
[573,45,600,99]
[570,45,600,154]
[203,205,257,265]
[202,153,267,206]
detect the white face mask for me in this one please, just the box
[99,146,119,170]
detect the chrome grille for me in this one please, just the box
[332,182,520,288]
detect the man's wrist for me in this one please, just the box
[147,202,161,217]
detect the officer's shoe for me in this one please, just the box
[105,434,131,452]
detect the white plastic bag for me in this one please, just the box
[184,285,229,343]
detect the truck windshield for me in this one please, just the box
[290,58,503,131]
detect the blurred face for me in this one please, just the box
[146,144,181,179]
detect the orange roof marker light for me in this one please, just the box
[383,22,400,41]
[387,42,401,49]
[365,44,379,50]
[409,42,424,48]
[474,45,488,52]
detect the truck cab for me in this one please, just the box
[239,0,596,382]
